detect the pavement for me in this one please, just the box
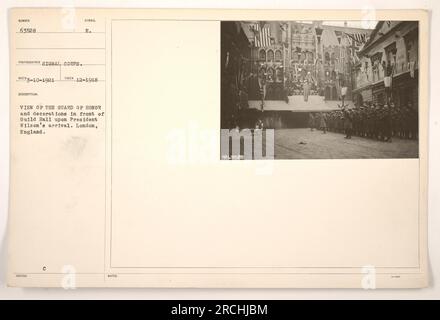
[274,128,419,159]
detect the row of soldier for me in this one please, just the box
[309,102,418,141]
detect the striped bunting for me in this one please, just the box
[345,32,369,45]
[250,23,272,47]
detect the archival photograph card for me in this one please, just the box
[7,8,429,288]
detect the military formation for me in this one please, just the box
[309,102,418,141]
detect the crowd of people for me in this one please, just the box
[309,102,418,141]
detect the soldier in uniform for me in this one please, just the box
[371,104,379,140]
[343,108,353,139]
[359,106,366,138]
[353,108,360,137]
[382,104,392,142]
[377,105,385,141]
[365,105,371,139]
[337,111,344,134]
[320,112,328,134]
[402,106,411,139]
[407,102,419,139]
[309,113,315,131]
[314,112,321,131]
[408,102,418,140]
[390,103,399,138]
[328,112,335,132]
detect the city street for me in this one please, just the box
[222,20,419,160]
[274,128,418,159]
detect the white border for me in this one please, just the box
[0,0,438,299]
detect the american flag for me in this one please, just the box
[250,23,272,47]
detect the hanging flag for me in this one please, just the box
[334,30,342,44]
[279,22,288,44]
[250,23,272,47]
[345,32,368,46]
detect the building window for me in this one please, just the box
[267,49,274,62]
[275,50,282,62]
[259,49,266,61]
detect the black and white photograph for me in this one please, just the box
[221,20,419,159]
[1,2,435,297]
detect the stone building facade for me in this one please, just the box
[352,21,419,109]
[241,21,371,101]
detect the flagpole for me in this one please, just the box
[344,21,354,105]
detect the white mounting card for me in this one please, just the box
[7,8,428,288]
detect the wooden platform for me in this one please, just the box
[248,95,351,112]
